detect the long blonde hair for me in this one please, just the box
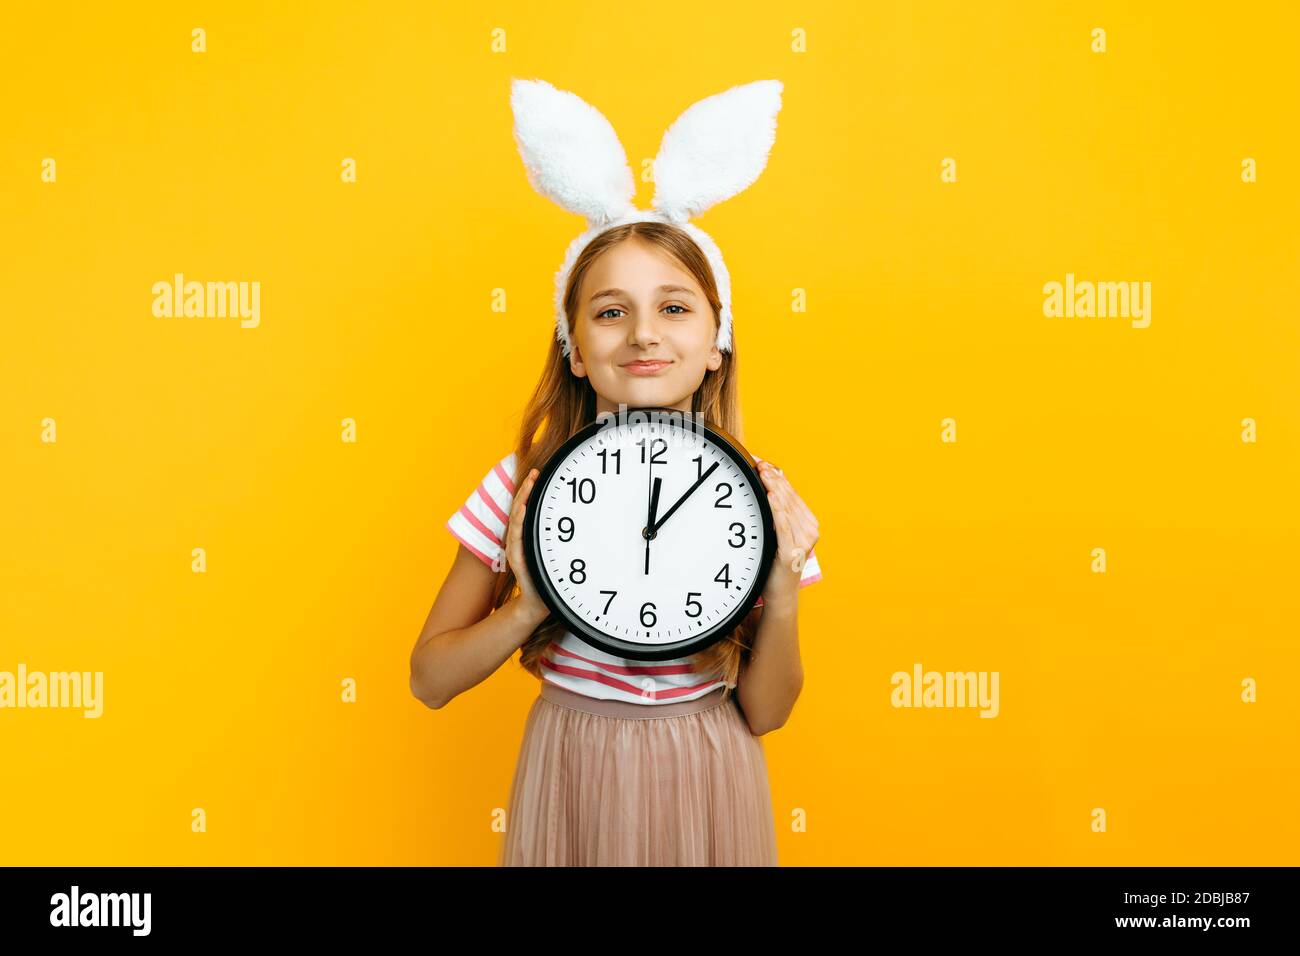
[494,220,760,697]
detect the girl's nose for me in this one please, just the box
[628,310,661,347]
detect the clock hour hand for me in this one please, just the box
[650,460,719,535]
[644,476,661,574]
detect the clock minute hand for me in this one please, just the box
[650,461,720,535]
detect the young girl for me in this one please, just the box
[409,78,822,866]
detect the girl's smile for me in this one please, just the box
[620,358,674,376]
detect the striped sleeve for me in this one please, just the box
[798,547,823,587]
[445,452,518,570]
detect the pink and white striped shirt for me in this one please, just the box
[446,451,822,705]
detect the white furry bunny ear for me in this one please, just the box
[510,77,638,227]
[651,79,783,223]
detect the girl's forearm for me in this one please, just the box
[410,596,550,709]
[736,598,804,735]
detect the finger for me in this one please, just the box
[786,481,817,534]
[761,464,815,556]
[514,468,537,509]
[768,467,805,517]
[504,469,538,577]
[780,495,815,558]
[761,467,799,543]
[769,476,811,541]
[758,461,783,496]
[507,469,538,545]
[769,493,793,553]
[768,471,805,542]
[768,468,817,549]
[770,502,807,574]
[769,499,804,572]
[786,506,814,558]
[773,469,809,518]
[512,469,537,516]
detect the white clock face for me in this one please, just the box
[530,418,769,653]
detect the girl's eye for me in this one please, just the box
[595,305,689,319]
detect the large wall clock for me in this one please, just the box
[523,406,776,661]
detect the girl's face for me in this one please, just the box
[569,238,723,416]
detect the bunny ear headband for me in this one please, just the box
[509,76,784,358]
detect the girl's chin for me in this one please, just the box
[597,382,689,410]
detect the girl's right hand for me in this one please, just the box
[503,467,548,619]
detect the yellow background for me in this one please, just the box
[2,1,1296,865]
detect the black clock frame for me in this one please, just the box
[522,406,777,661]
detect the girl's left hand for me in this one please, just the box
[757,460,819,611]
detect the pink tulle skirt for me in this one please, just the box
[499,680,780,866]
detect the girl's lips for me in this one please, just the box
[621,360,672,376]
